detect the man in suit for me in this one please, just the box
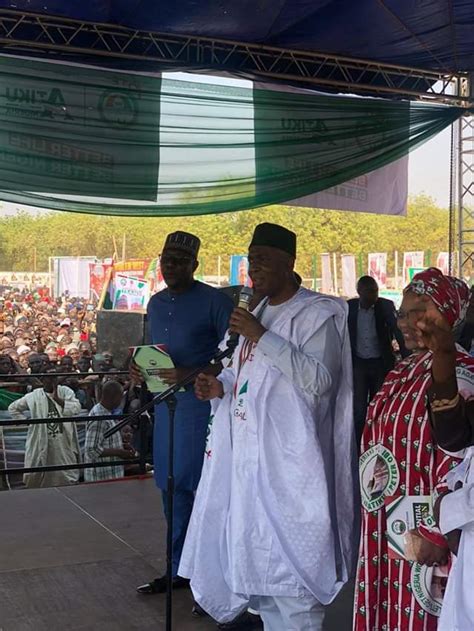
[348,276,407,443]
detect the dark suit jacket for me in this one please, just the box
[347,297,408,371]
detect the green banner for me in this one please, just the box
[0,56,464,216]
[0,57,161,200]
[253,86,411,202]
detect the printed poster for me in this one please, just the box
[341,254,357,297]
[403,251,424,285]
[436,252,457,276]
[89,263,112,300]
[368,252,387,288]
[385,494,433,561]
[321,253,333,294]
[114,259,152,279]
[112,273,149,311]
[230,255,252,287]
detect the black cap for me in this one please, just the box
[249,223,296,258]
[163,231,200,258]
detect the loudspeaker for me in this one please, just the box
[96,310,146,369]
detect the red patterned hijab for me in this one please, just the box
[405,267,470,328]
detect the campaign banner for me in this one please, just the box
[230,255,252,286]
[368,253,387,289]
[112,274,149,311]
[254,82,408,216]
[0,271,49,288]
[321,254,333,294]
[114,259,152,279]
[436,252,451,275]
[289,160,407,216]
[113,258,165,293]
[0,56,160,200]
[144,258,165,293]
[89,263,112,300]
[403,251,424,285]
[341,255,357,297]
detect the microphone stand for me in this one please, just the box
[165,393,177,631]
[103,342,236,631]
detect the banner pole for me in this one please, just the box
[394,251,399,290]
[311,255,317,291]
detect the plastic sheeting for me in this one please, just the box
[0,0,472,72]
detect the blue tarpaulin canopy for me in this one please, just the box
[0,0,473,73]
[0,1,469,218]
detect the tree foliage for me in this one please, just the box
[0,194,450,278]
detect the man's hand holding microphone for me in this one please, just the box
[195,287,265,402]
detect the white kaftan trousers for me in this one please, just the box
[253,594,325,631]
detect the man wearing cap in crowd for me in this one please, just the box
[179,223,358,630]
[135,231,234,595]
[17,345,31,370]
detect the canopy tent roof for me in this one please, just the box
[0,0,472,74]
[0,0,474,71]
[0,2,469,223]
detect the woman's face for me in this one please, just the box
[397,291,430,350]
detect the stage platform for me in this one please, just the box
[0,478,354,630]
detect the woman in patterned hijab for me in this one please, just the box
[353,268,473,631]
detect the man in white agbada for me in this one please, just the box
[179,223,359,630]
[9,370,81,488]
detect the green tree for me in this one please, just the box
[0,194,451,279]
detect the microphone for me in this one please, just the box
[227,286,253,351]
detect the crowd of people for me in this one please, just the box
[1,227,474,631]
[0,288,99,376]
[0,289,147,490]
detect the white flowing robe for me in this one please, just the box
[438,446,474,631]
[179,288,359,623]
[9,386,82,488]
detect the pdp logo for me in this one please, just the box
[99,90,137,127]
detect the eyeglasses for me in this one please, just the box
[396,308,426,321]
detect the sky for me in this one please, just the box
[408,126,450,207]
[0,72,453,217]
